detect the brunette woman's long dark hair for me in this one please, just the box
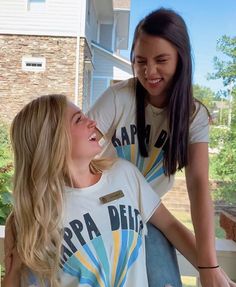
[130,8,194,176]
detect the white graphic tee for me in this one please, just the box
[88,78,209,197]
[25,159,160,287]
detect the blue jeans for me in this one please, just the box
[146,223,182,287]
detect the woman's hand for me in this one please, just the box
[220,267,236,287]
[199,267,236,287]
[2,213,22,287]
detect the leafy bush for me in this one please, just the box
[0,122,12,166]
[0,165,13,224]
[210,126,236,204]
[209,125,229,149]
[0,122,13,224]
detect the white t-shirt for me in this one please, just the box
[88,78,209,197]
[25,159,160,287]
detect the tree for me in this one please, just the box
[208,35,236,86]
[0,122,13,224]
[193,84,229,125]
[209,35,236,204]
[193,84,216,110]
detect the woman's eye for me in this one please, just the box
[75,116,81,123]
[157,59,168,63]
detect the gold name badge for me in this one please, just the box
[99,190,124,204]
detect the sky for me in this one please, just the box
[120,0,236,94]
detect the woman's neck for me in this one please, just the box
[146,88,169,108]
[69,160,101,188]
[147,94,168,108]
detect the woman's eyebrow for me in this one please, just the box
[155,53,171,58]
[135,53,171,59]
[135,55,146,59]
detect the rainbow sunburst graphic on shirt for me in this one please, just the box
[115,144,164,183]
[62,230,142,286]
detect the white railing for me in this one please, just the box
[177,238,236,286]
[0,225,236,286]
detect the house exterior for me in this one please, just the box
[0,0,132,123]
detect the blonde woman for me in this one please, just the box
[3,95,234,287]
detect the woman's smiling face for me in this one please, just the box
[66,103,102,161]
[133,33,178,107]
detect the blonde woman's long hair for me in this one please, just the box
[11,94,70,286]
[11,94,114,286]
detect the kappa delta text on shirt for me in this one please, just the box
[59,159,160,286]
[111,123,168,183]
[61,204,145,286]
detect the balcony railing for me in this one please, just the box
[0,225,235,286]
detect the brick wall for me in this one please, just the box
[162,177,191,212]
[220,209,236,241]
[0,34,77,124]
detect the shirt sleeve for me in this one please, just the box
[189,102,209,144]
[87,85,117,138]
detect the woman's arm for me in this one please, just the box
[149,203,236,287]
[184,142,235,286]
[185,142,217,267]
[149,203,197,266]
[2,214,22,287]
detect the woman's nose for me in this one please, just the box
[87,118,96,127]
[145,62,157,77]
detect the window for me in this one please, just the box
[27,0,46,11]
[22,57,46,72]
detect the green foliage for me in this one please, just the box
[208,35,236,205]
[210,126,236,204]
[230,88,236,126]
[212,127,236,179]
[0,122,13,224]
[192,85,230,125]
[212,182,236,205]
[209,126,229,148]
[208,35,236,86]
[0,122,12,167]
[0,168,13,224]
[193,84,216,110]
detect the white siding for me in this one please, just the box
[91,44,132,103]
[92,78,109,103]
[85,0,99,45]
[93,46,132,79]
[115,10,130,50]
[0,0,81,36]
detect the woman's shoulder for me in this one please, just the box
[111,158,139,174]
[107,78,135,99]
[191,100,209,124]
[112,157,136,170]
[189,100,209,143]
[111,77,135,91]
